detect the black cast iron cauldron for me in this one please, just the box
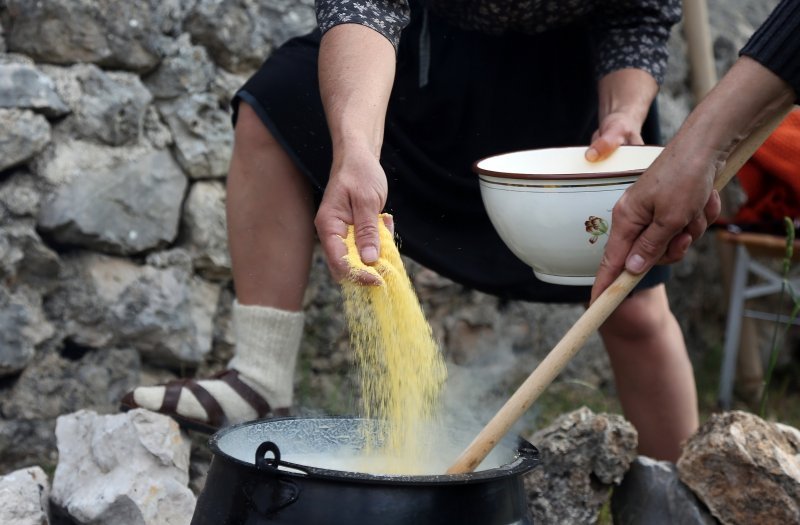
[191,417,540,525]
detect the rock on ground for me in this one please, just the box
[525,407,638,524]
[677,411,800,525]
[51,409,196,525]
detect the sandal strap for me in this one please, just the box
[216,369,273,417]
[160,380,185,414]
[160,378,228,428]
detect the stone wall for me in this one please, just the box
[0,0,779,474]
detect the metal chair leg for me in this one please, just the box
[719,244,750,409]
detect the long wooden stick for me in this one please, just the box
[446,103,795,475]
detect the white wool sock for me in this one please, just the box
[133,301,304,424]
[228,300,304,409]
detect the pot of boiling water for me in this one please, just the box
[191,416,540,524]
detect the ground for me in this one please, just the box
[530,337,800,438]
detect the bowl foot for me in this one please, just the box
[533,271,596,286]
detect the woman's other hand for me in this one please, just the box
[586,68,658,161]
[590,148,720,301]
[586,110,645,161]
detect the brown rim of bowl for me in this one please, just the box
[472,145,662,181]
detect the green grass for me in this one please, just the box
[40,462,57,480]
[523,379,623,435]
[693,339,800,428]
[693,342,726,422]
[597,494,614,525]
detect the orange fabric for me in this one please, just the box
[732,109,800,229]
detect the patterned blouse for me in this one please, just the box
[315,0,682,84]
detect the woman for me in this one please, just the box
[124,0,696,461]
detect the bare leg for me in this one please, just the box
[599,284,698,462]
[123,102,316,430]
[227,103,316,309]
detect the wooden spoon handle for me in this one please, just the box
[711,105,795,191]
[446,102,796,475]
[446,271,641,474]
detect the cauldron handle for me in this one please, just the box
[517,441,540,463]
[255,441,282,472]
[249,441,301,516]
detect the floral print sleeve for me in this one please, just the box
[315,0,681,81]
[591,0,682,84]
[316,0,411,52]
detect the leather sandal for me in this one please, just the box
[120,369,289,434]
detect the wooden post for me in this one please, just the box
[682,0,763,404]
[682,0,717,101]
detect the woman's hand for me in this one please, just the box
[586,110,645,161]
[590,149,721,301]
[315,144,389,285]
[317,23,397,284]
[589,57,795,301]
[586,68,658,161]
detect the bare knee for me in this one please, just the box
[233,102,282,154]
[229,101,307,190]
[601,285,675,341]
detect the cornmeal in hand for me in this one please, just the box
[341,216,447,474]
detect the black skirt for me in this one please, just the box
[232,5,669,303]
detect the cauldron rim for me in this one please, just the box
[207,415,541,486]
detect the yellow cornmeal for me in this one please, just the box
[341,217,448,474]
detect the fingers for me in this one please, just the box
[346,264,384,286]
[592,220,670,303]
[347,205,385,285]
[316,204,386,286]
[591,199,645,301]
[319,218,384,285]
[587,112,645,161]
[314,151,388,284]
[591,253,627,304]
[624,220,680,275]
[318,217,353,283]
[315,196,381,284]
[344,214,393,285]
[591,128,719,301]
[706,189,722,227]
[586,134,623,162]
[657,191,721,266]
[353,202,381,264]
[661,232,692,265]
[593,190,720,301]
[381,213,395,236]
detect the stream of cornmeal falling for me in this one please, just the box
[341,217,448,475]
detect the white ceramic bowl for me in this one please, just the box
[474,145,664,285]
